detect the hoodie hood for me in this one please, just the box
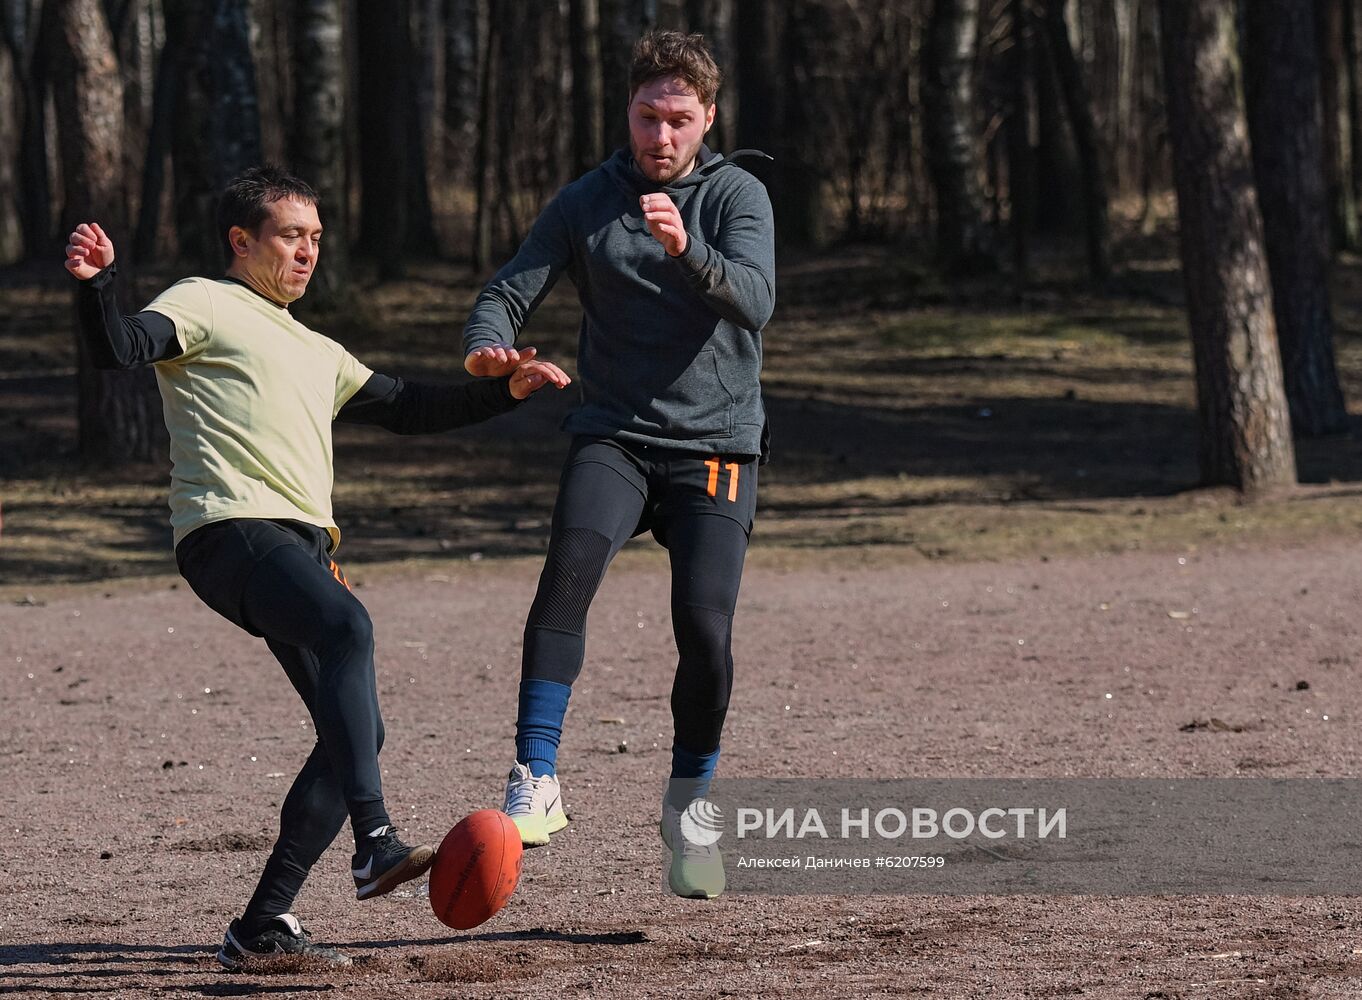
[602,145,772,198]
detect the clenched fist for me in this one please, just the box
[65,222,115,280]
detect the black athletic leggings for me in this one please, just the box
[523,438,754,754]
[176,518,389,924]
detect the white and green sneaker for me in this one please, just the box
[503,762,569,847]
[660,798,726,899]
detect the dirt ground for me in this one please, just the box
[6,220,1362,996]
[4,538,1362,998]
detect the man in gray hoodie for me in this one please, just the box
[463,29,774,899]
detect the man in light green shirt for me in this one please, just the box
[66,166,569,970]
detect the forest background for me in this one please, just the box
[3,0,1361,587]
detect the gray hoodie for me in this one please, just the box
[463,146,775,458]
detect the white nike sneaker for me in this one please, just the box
[660,798,726,899]
[503,762,569,847]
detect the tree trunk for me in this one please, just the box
[734,0,778,204]
[133,2,184,262]
[1032,2,1076,233]
[208,1,262,192]
[1243,0,1350,437]
[904,5,931,233]
[1041,0,1110,283]
[922,0,994,274]
[1158,0,1296,492]
[492,0,519,249]
[292,0,350,309]
[173,0,263,275]
[406,0,439,251]
[16,69,53,257]
[1135,0,1164,234]
[442,0,482,184]
[598,0,629,151]
[1114,0,1138,192]
[684,0,732,153]
[778,0,821,246]
[49,0,164,466]
[252,0,290,165]
[599,0,654,150]
[835,0,893,240]
[1316,0,1359,250]
[1346,0,1362,223]
[171,0,212,268]
[1005,0,1034,287]
[568,0,604,176]
[0,40,22,263]
[357,0,409,278]
[110,0,151,230]
[471,0,499,270]
[3,0,53,258]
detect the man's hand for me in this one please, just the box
[466,344,536,377]
[508,359,571,400]
[65,222,115,280]
[641,193,688,257]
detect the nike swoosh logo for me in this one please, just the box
[545,793,561,813]
[352,857,374,880]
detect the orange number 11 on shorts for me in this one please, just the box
[704,458,741,502]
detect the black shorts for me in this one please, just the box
[563,436,759,545]
[175,518,347,636]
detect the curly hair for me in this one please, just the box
[629,29,722,106]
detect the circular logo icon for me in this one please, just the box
[679,799,724,846]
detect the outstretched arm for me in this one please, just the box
[462,195,574,374]
[337,360,571,434]
[66,223,182,369]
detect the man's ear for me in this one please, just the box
[704,102,716,135]
[228,226,252,259]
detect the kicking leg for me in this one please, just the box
[236,544,391,843]
[235,545,433,900]
[237,642,388,930]
[507,443,645,844]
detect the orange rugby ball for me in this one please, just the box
[428,809,523,930]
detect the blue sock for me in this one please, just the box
[516,679,572,778]
[668,744,721,804]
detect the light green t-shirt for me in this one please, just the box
[145,277,373,551]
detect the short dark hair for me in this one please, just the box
[629,29,721,106]
[217,165,318,263]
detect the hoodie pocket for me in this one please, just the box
[649,347,735,439]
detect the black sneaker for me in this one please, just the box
[215,913,351,971]
[351,824,435,900]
